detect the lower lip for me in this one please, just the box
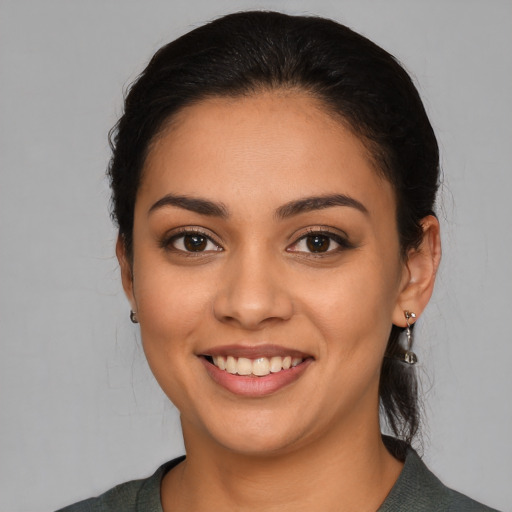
[201,357,313,397]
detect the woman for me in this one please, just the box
[58,11,498,512]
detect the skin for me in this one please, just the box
[118,91,441,511]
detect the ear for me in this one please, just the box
[116,235,137,311]
[392,215,442,327]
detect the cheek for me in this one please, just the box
[299,258,401,352]
[132,263,215,412]
[132,255,214,354]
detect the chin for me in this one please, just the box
[191,408,318,458]
[215,429,304,457]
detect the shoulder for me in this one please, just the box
[56,478,145,512]
[380,438,500,512]
[55,457,185,512]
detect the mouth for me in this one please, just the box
[203,354,305,377]
[199,345,313,397]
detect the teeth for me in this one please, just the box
[213,355,226,370]
[210,355,304,376]
[237,357,252,376]
[269,356,282,373]
[226,356,237,374]
[252,358,270,376]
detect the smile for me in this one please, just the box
[209,355,304,377]
[199,345,313,397]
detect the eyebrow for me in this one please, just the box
[148,192,368,220]
[275,194,368,219]
[148,194,229,218]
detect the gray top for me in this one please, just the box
[57,442,500,512]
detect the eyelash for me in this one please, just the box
[161,227,223,255]
[287,228,353,255]
[160,227,353,256]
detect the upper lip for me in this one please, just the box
[199,344,313,360]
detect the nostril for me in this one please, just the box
[212,288,294,330]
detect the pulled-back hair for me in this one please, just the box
[108,10,439,445]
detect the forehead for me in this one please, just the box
[139,91,395,216]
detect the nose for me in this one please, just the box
[213,248,294,330]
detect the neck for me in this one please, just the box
[162,416,403,512]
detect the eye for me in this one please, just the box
[287,230,350,254]
[304,234,332,253]
[165,230,222,253]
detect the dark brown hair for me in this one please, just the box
[108,11,439,445]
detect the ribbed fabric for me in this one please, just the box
[57,445,500,511]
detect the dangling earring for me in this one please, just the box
[402,310,417,365]
[129,310,139,324]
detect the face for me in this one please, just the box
[121,92,412,456]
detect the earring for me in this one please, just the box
[402,310,417,365]
[129,310,139,324]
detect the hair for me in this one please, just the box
[108,11,439,446]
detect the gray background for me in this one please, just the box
[1,1,511,510]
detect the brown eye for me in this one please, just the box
[183,234,208,252]
[305,234,331,252]
[287,230,351,256]
[167,231,222,254]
